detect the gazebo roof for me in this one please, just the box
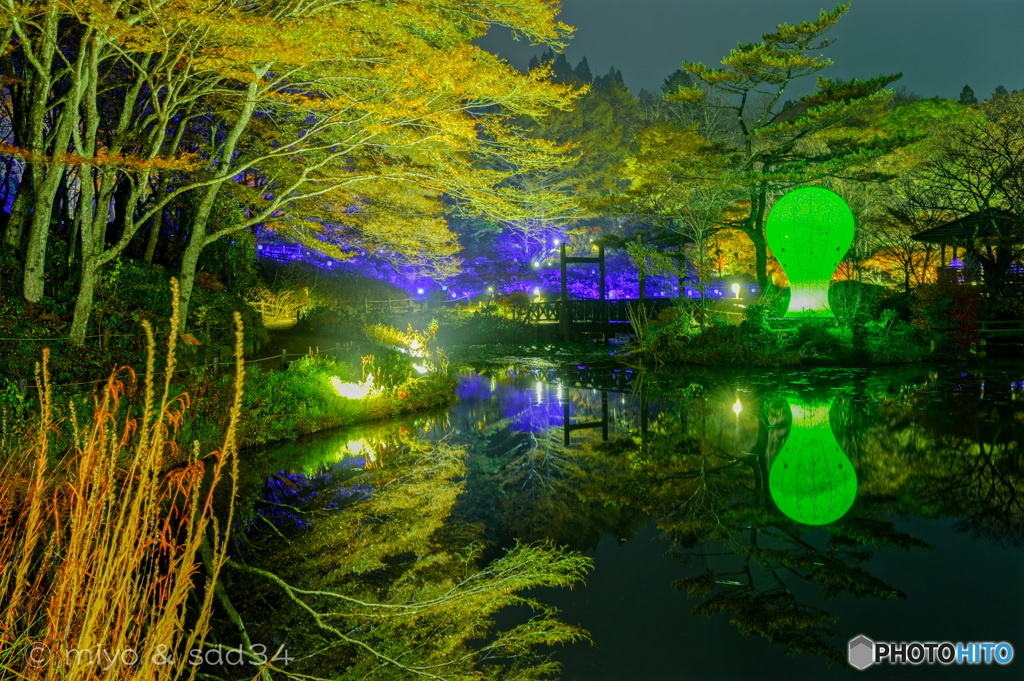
[911,208,1022,245]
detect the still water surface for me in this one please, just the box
[264,362,1024,680]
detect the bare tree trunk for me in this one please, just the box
[22,170,65,302]
[177,195,215,328]
[144,208,162,265]
[752,185,770,289]
[3,164,31,251]
[751,231,768,290]
[177,69,267,326]
[68,261,97,346]
[14,2,65,301]
[22,61,86,302]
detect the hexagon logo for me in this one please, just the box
[849,635,875,670]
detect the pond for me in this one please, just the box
[258,361,1024,679]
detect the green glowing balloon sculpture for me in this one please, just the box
[769,397,857,526]
[765,186,854,317]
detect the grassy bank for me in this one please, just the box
[180,353,458,449]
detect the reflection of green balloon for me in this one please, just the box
[769,398,857,525]
[766,187,855,317]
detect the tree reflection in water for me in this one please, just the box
[600,381,925,665]
[254,363,1024,672]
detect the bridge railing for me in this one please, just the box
[526,298,676,324]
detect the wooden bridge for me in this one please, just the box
[525,298,674,339]
[980,319,1024,352]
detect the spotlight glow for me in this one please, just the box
[331,374,375,399]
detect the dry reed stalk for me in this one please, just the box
[0,280,243,681]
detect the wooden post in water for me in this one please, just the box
[563,401,571,446]
[280,348,288,370]
[637,235,646,301]
[601,391,609,441]
[640,393,649,449]
[560,243,569,341]
[677,249,686,298]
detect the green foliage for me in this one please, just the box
[0,259,267,384]
[877,97,978,139]
[740,301,771,334]
[792,319,850,361]
[911,279,982,357]
[670,316,793,366]
[828,280,884,323]
[93,259,268,353]
[628,303,698,363]
[195,229,262,296]
[0,378,29,425]
[632,290,929,366]
[499,291,533,322]
[183,350,458,448]
[435,305,528,345]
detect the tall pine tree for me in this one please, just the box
[668,3,903,287]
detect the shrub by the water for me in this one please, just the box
[912,278,982,357]
[632,294,930,366]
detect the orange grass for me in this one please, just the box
[0,280,243,681]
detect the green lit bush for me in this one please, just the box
[637,294,930,366]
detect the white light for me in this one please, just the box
[554,238,560,244]
[412,363,428,374]
[417,288,424,295]
[331,374,375,400]
[733,398,742,416]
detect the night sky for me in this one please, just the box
[480,0,1024,100]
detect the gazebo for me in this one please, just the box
[911,208,1024,285]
